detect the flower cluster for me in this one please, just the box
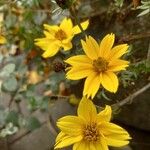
[35,17,131,150]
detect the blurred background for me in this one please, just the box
[0,0,150,150]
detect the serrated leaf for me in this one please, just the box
[3,76,18,92]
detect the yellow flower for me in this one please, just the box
[65,34,129,99]
[35,18,89,58]
[55,97,131,150]
[0,35,6,44]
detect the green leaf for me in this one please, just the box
[0,63,16,77]
[6,111,19,126]
[0,106,7,127]
[26,117,41,131]
[3,76,18,92]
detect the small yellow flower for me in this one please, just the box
[35,18,89,58]
[65,34,129,99]
[0,35,6,44]
[55,97,131,150]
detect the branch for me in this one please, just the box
[112,83,150,108]
[118,32,150,43]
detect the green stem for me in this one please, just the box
[70,6,87,37]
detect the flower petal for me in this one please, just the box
[55,133,82,149]
[73,20,89,35]
[81,36,99,60]
[99,33,115,58]
[42,45,59,58]
[60,18,73,35]
[101,72,118,93]
[97,105,112,122]
[35,38,57,51]
[0,35,6,44]
[108,59,129,72]
[57,116,83,136]
[108,44,129,60]
[100,122,131,147]
[73,141,90,150]
[43,24,59,35]
[65,55,92,67]
[83,72,101,99]
[43,30,55,39]
[62,42,73,51]
[66,67,93,80]
[77,97,97,122]
[95,138,109,150]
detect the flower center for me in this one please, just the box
[93,57,108,72]
[83,123,100,142]
[55,29,67,41]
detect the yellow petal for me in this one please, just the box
[83,72,101,99]
[73,20,89,35]
[77,97,97,122]
[106,138,129,147]
[66,67,93,80]
[65,55,92,67]
[57,116,83,136]
[97,105,112,122]
[42,45,59,58]
[60,18,73,35]
[0,35,6,44]
[95,138,109,150]
[44,24,59,35]
[100,122,131,147]
[81,36,99,60]
[108,44,129,60]
[73,141,89,150]
[108,59,129,72]
[99,33,115,58]
[55,134,82,149]
[43,30,55,39]
[101,72,118,93]
[62,41,73,51]
[55,132,66,144]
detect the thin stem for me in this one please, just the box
[118,32,150,43]
[69,6,87,37]
[112,83,150,108]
